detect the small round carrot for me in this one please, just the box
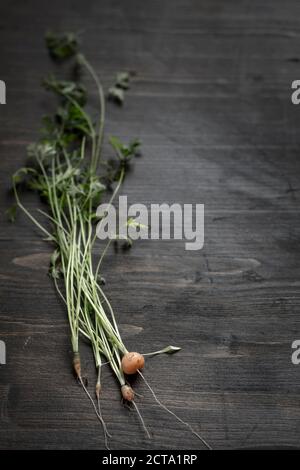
[121,352,145,375]
[121,384,135,401]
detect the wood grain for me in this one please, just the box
[0,0,300,450]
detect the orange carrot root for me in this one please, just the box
[121,384,135,401]
[73,353,81,378]
[121,352,145,375]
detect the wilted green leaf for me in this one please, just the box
[144,345,181,357]
[116,72,130,90]
[160,345,181,354]
[107,86,124,104]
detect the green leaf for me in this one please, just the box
[127,138,141,155]
[90,179,106,194]
[12,167,36,185]
[109,136,141,162]
[108,86,124,104]
[127,217,147,230]
[54,103,91,142]
[76,53,85,65]
[50,249,60,266]
[27,143,56,162]
[49,266,61,279]
[43,77,87,105]
[109,135,123,152]
[115,72,130,90]
[161,345,181,354]
[45,31,79,60]
[6,205,17,222]
[143,345,181,357]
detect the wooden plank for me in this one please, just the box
[0,0,300,450]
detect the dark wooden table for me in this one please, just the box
[1,0,300,450]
